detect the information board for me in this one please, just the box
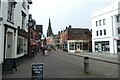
[32,63,43,80]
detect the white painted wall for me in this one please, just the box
[0,1,3,79]
[92,0,120,54]
[0,0,3,64]
[14,0,30,58]
[0,0,30,59]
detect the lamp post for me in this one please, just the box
[28,14,33,58]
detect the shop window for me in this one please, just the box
[95,44,98,51]
[117,40,120,52]
[17,38,24,54]
[83,43,88,50]
[95,41,109,52]
[69,42,74,50]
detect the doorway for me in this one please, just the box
[76,44,80,52]
[6,32,13,58]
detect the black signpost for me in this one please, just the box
[32,63,43,80]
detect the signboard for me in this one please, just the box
[32,63,43,80]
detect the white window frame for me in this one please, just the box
[103,19,106,25]
[7,2,14,23]
[21,12,26,29]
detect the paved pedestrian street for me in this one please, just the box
[2,50,119,80]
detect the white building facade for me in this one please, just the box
[15,0,31,58]
[0,0,32,77]
[92,0,120,54]
[0,0,4,79]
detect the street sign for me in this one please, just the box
[32,63,43,80]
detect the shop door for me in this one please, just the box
[6,32,13,58]
[76,44,80,51]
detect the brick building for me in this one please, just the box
[59,25,92,53]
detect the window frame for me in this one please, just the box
[100,30,102,36]
[99,20,102,26]
[7,2,15,24]
[21,12,26,29]
[104,29,106,35]
[96,31,99,36]
[103,19,106,25]
[117,15,120,22]
[96,21,98,27]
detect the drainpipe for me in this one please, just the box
[3,27,7,62]
[111,16,115,54]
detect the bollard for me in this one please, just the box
[84,56,89,74]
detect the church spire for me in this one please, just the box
[47,18,54,37]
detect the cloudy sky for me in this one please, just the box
[29,0,116,36]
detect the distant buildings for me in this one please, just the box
[46,18,54,47]
[92,0,120,54]
[47,18,54,37]
[59,25,92,53]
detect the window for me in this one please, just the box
[95,41,109,52]
[96,31,98,36]
[7,2,14,23]
[83,43,88,50]
[118,27,120,34]
[104,29,106,35]
[17,38,24,54]
[99,20,102,26]
[103,19,106,25]
[69,42,74,50]
[31,32,33,39]
[100,30,102,36]
[22,12,26,29]
[22,0,26,9]
[117,15,120,22]
[35,35,37,40]
[96,21,98,27]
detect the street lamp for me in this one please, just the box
[28,14,33,58]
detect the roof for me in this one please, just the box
[92,0,120,18]
[68,28,90,34]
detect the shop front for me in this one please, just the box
[67,40,89,53]
[117,40,120,53]
[95,41,110,53]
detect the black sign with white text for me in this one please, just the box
[32,63,43,80]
